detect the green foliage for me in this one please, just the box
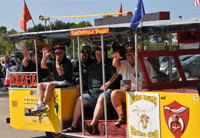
[0,28,18,55]
[107,47,113,58]
[151,34,174,43]
[103,15,114,18]
[0,26,7,34]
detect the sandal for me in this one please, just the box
[63,126,77,133]
[84,122,94,134]
[114,116,126,126]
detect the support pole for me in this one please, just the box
[135,34,138,91]
[77,36,85,135]
[48,19,52,31]
[157,34,159,50]
[34,39,39,84]
[101,34,108,138]
[73,39,76,60]
[169,33,172,82]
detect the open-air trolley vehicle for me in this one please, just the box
[4,13,200,138]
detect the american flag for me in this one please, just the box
[194,0,200,9]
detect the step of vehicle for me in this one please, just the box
[76,119,127,137]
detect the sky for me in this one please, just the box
[0,0,200,32]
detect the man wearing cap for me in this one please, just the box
[20,47,50,83]
[63,42,119,134]
[72,45,94,85]
[111,42,157,126]
[31,43,73,115]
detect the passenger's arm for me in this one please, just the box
[112,52,122,71]
[56,63,64,76]
[41,47,50,69]
[100,72,119,90]
[21,47,31,68]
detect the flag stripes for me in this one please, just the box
[194,0,200,9]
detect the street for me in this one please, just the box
[0,89,46,138]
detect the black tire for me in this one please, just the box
[45,132,63,138]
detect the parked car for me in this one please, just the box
[181,55,200,78]
[168,55,200,78]
[165,55,193,75]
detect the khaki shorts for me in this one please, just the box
[44,80,70,86]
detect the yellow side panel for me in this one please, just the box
[9,88,79,133]
[160,92,200,138]
[126,91,200,138]
[59,88,80,120]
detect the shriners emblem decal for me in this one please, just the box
[164,101,189,138]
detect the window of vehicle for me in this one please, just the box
[180,54,200,80]
[145,56,182,84]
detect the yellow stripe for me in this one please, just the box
[40,12,130,20]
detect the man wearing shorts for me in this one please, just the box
[111,42,157,126]
[31,43,73,115]
[63,42,119,134]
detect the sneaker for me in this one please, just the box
[31,103,47,116]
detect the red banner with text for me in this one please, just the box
[70,28,109,36]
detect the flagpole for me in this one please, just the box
[23,0,39,84]
[23,0,38,33]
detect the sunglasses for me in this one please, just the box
[55,52,62,55]
[37,55,42,58]
[51,52,55,54]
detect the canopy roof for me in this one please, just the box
[4,17,200,41]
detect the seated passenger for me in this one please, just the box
[72,45,94,85]
[63,42,119,134]
[111,42,157,126]
[147,57,169,82]
[31,43,73,115]
[20,46,50,83]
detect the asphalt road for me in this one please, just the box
[0,88,46,138]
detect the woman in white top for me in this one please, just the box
[111,42,156,126]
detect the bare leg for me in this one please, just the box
[37,83,47,102]
[43,82,58,105]
[90,97,109,130]
[63,96,89,131]
[111,89,126,118]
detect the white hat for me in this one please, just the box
[11,54,15,57]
